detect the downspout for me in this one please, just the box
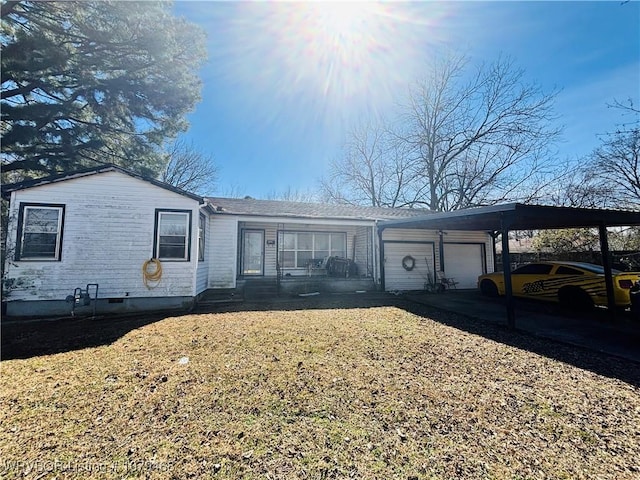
[438,230,445,273]
[371,221,377,281]
[377,222,386,291]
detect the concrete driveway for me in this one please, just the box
[406,289,640,363]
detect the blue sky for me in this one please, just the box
[173,1,640,199]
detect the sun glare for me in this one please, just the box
[207,1,451,139]
[279,2,391,95]
[312,2,370,36]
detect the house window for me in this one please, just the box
[198,214,206,262]
[16,204,65,261]
[154,210,191,261]
[278,231,346,268]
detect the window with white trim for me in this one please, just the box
[198,214,206,261]
[278,231,346,268]
[17,204,64,260]
[155,210,191,261]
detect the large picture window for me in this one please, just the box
[278,231,346,268]
[154,210,192,261]
[16,204,65,261]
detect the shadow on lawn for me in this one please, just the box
[399,300,640,389]
[1,312,173,361]
[2,293,639,388]
[0,294,397,361]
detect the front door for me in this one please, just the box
[241,230,264,275]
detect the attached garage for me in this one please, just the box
[442,243,487,289]
[383,241,436,291]
[380,227,492,292]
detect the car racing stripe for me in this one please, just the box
[520,276,606,299]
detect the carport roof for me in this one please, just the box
[379,203,640,231]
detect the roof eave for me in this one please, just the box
[1,164,204,203]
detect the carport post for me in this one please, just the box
[598,223,616,319]
[500,223,516,329]
[490,231,500,272]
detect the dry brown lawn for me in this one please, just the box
[1,300,639,479]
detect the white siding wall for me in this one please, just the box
[208,215,238,288]
[354,226,374,277]
[4,171,201,302]
[382,229,441,244]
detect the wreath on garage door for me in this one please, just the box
[402,255,416,271]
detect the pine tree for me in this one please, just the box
[1,1,206,178]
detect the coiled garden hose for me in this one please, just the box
[142,258,162,288]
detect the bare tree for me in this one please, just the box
[545,161,617,208]
[160,140,218,195]
[542,100,639,210]
[221,186,246,199]
[589,101,640,209]
[320,122,419,207]
[323,54,560,211]
[398,54,561,211]
[265,187,319,203]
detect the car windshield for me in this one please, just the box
[561,263,621,275]
[512,264,553,274]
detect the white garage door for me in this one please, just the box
[443,243,484,289]
[384,242,435,291]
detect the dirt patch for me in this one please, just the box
[1,298,639,479]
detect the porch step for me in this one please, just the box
[197,288,242,305]
[244,279,279,300]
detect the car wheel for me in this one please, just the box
[480,279,499,298]
[559,287,594,311]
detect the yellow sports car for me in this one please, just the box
[478,261,640,309]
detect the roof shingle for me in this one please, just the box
[206,197,431,221]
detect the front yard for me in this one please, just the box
[1,299,639,479]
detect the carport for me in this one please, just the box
[378,203,640,328]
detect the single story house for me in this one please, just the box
[1,165,494,317]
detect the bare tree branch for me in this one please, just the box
[399,54,561,211]
[322,54,561,211]
[590,125,640,209]
[319,121,421,208]
[264,187,319,203]
[160,140,218,195]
